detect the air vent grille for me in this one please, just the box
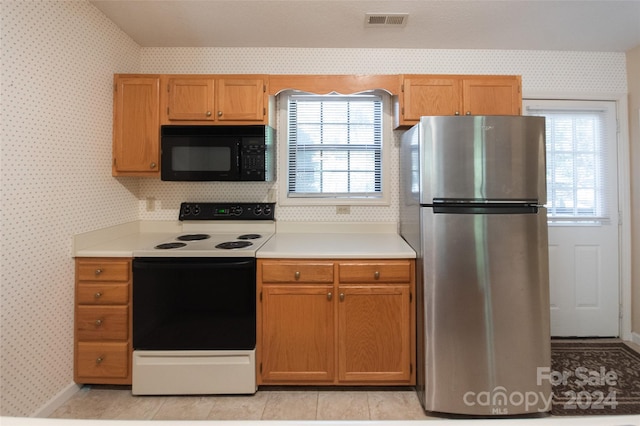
[365,13,408,27]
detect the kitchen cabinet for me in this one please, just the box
[395,75,522,128]
[257,259,415,385]
[112,75,160,177]
[162,75,269,124]
[74,258,132,385]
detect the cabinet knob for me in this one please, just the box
[94,319,103,327]
[465,111,471,115]
[217,111,223,117]
[374,271,380,279]
[150,162,157,169]
[455,111,460,116]
[327,292,332,301]
[94,292,102,299]
[94,268,103,276]
[339,293,345,301]
[206,111,212,117]
[294,271,300,280]
[96,356,104,364]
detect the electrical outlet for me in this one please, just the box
[146,197,156,211]
[336,206,350,214]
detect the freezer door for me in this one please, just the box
[419,207,551,416]
[418,116,546,204]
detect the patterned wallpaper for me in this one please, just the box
[0,0,629,419]
[1,1,140,417]
[138,48,627,222]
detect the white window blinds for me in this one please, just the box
[287,94,383,199]
[525,100,617,223]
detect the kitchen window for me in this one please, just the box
[277,91,390,205]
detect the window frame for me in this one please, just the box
[523,99,618,225]
[276,90,392,206]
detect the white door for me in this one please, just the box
[525,100,619,337]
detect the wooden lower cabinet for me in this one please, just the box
[338,285,412,382]
[257,259,415,386]
[74,257,132,385]
[261,285,335,382]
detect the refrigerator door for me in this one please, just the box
[418,207,551,416]
[417,116,546,204]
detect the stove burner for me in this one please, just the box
[215,241,253,250]
[155,242,187,249]
[177,234,211,241]
[237,234,262,240]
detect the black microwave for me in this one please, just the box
[160,125,275,181]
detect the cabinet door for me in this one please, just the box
[337,285,411,383]
[112,76,160,176]
[462,77,521,116]
[261,285,334,383]
[166,77,215,121]
[403,77,461,121]
[217,77,265,122]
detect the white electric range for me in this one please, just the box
[131,202,274,396]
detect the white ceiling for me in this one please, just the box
[90,0,640,52]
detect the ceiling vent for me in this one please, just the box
[365,13,409,27]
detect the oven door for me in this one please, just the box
[132,257,256,350]
[160,134,241,181]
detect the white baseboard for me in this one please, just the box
[632,331,640,346]
[31,382,81,418]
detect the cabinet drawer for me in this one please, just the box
[339,261,412,283]
[76,306,128,340]
[76,341,129,379]
[77,259,130,282]
[77,283,129,305]
[261,261,334,283]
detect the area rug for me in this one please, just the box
[550,341,640,415]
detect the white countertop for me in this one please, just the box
[257,232,415,259]
[73,221,415,259]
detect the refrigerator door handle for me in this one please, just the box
[432,205,539,214]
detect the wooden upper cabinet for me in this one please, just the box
[402,77,461,120]
[462,77,522,116]
[112,75,160,177]
[395,74,522,128]
[162,75,268,124]
[217,78,266,121]
[166,77,215,121]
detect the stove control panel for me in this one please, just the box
[179,202,275,221]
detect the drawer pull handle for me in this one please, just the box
[374,271,380,279]
[96,356,104,364]
[294,271,300,280]
[94,292,102,299]
[95,269,103,276]
[327,292,332,301]
[94,319,103,327]
[339,293,345,301]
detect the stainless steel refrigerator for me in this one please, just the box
[399,116,551,416]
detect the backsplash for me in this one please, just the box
[0,0,629,419]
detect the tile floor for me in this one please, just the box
[50,341,640,421]
[49,386,438,421]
